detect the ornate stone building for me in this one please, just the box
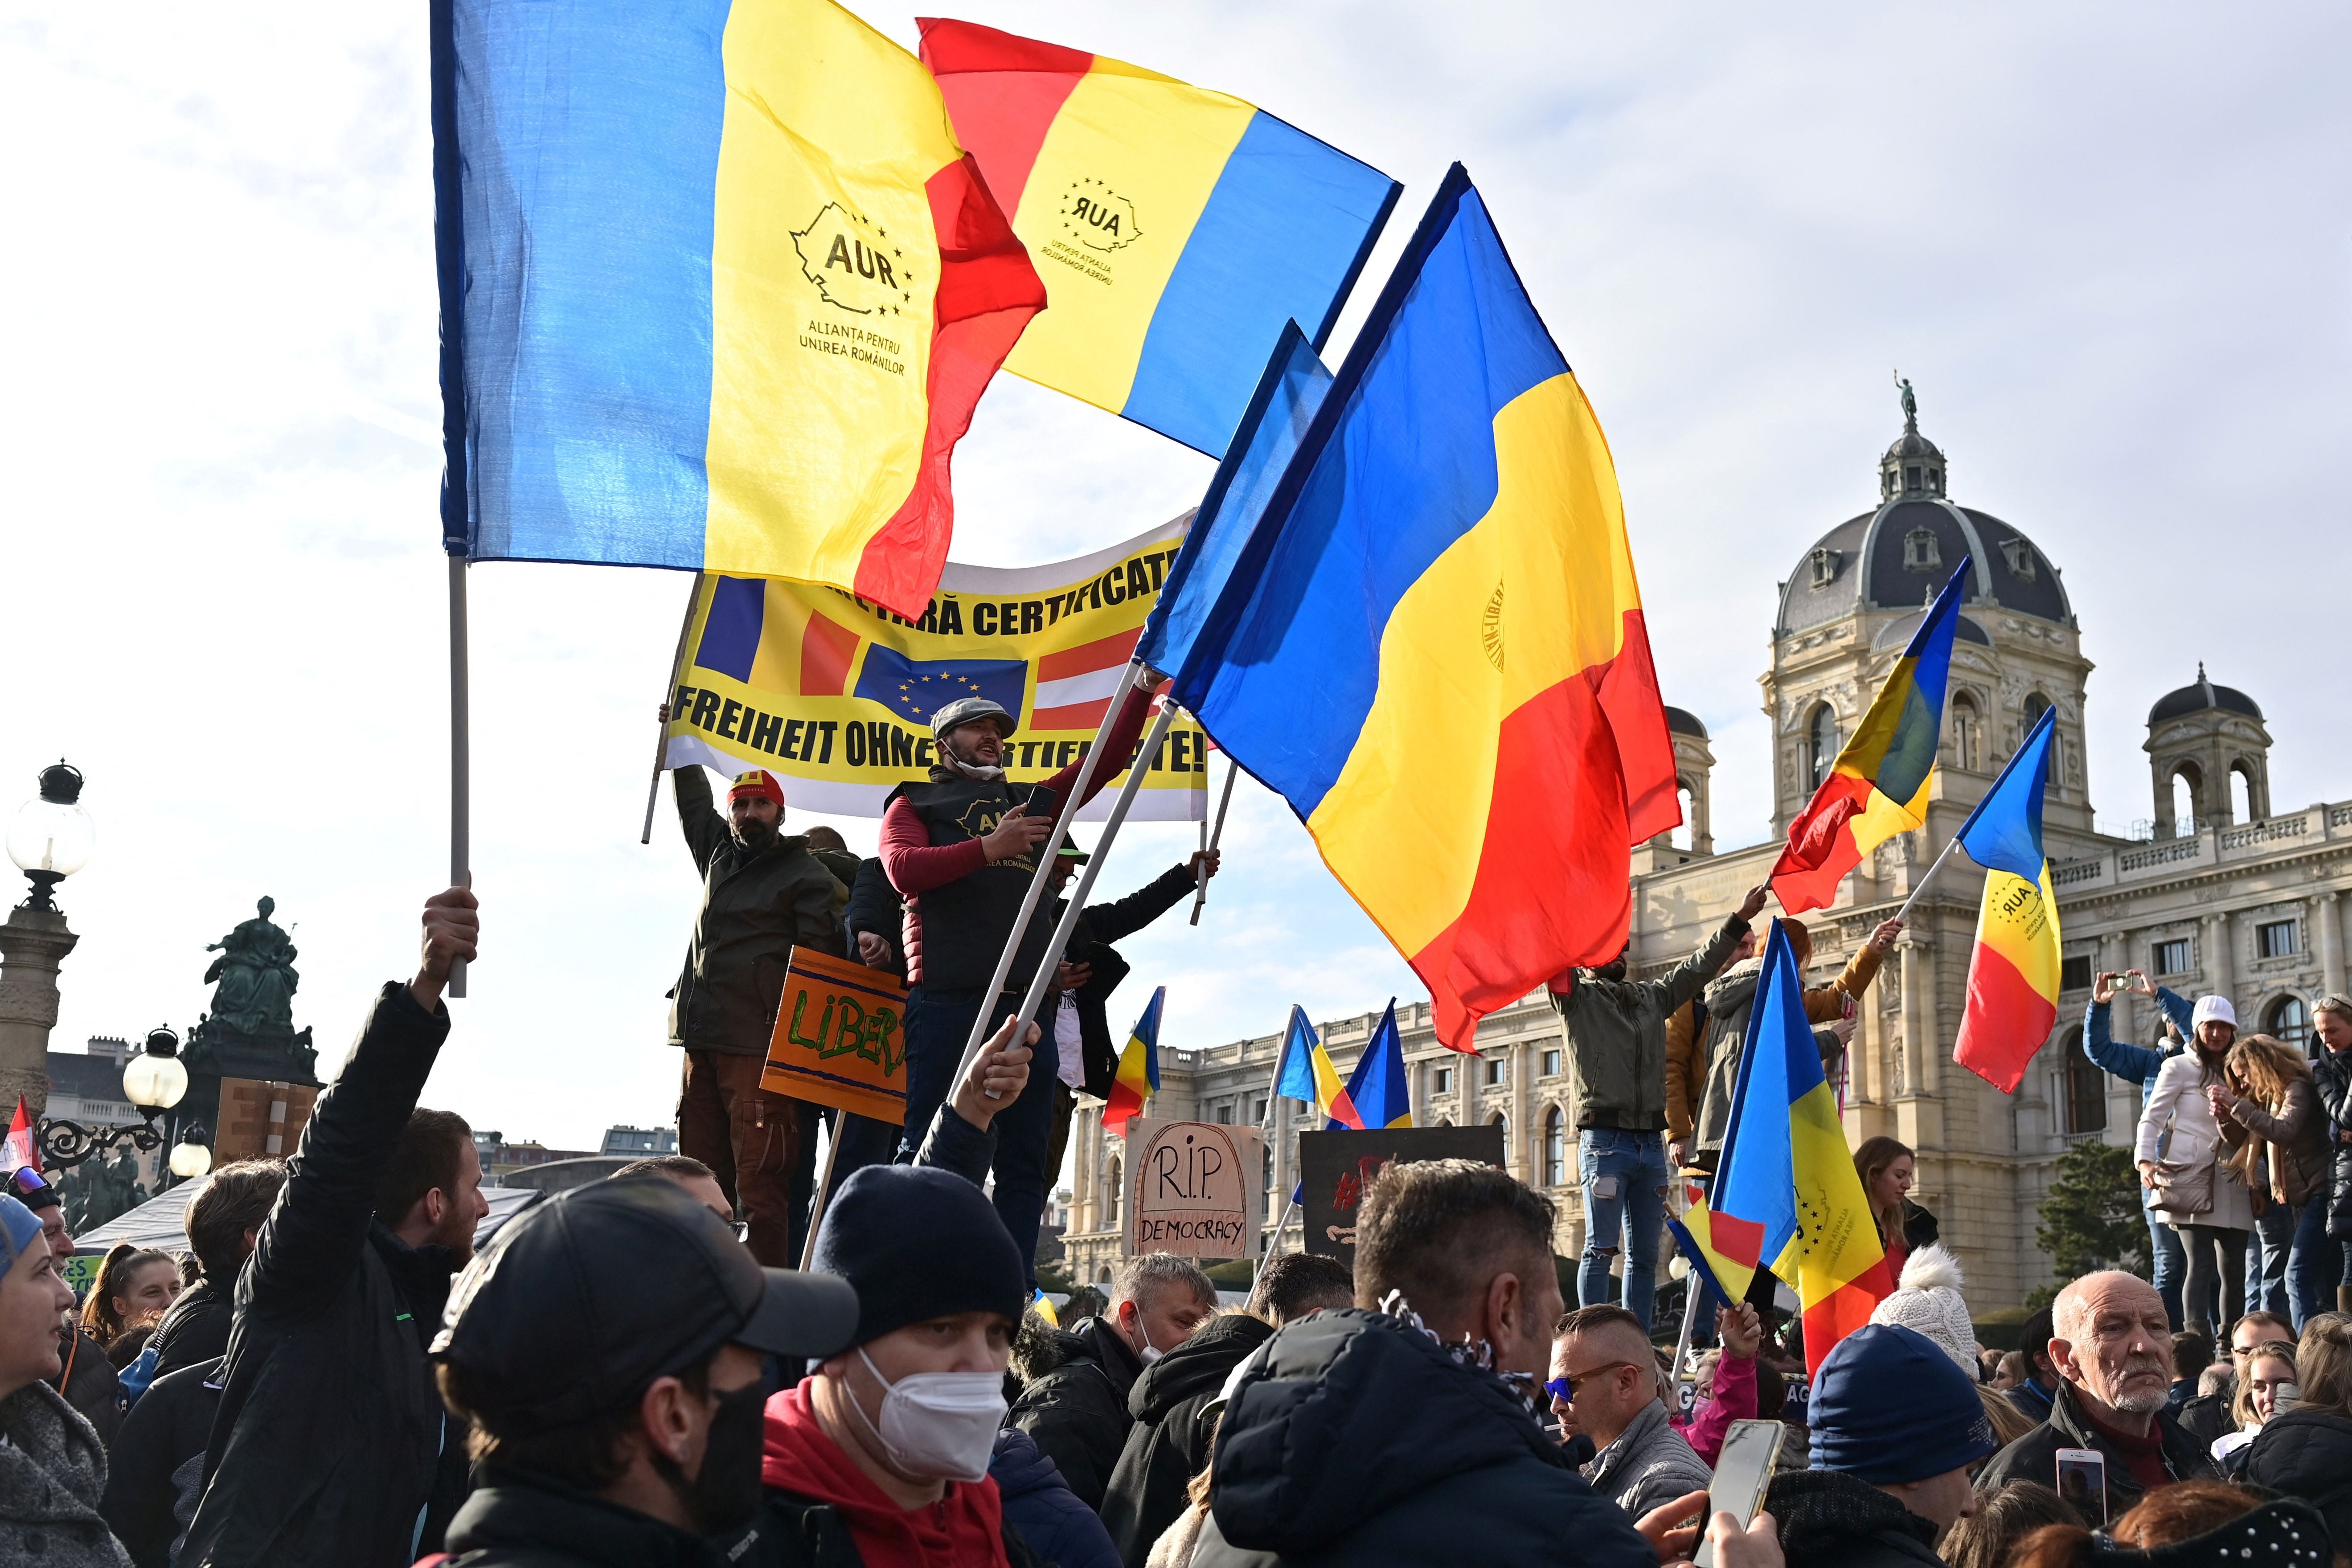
[1060,406,2352,1311]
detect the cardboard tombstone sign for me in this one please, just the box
[1122,1118,1265,1261]
[1297,1124,1506,1259]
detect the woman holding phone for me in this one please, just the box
[2210,1034,2332,1329]
[2136,995,2254,1338]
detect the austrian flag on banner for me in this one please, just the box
[1033,629,1142,732]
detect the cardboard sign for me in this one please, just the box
[761,948,910,1126]
[1298,1124,1506,1260]
[1122,1118,1264,1261]
[215,1079,321,1164]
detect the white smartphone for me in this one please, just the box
[1692,1419,1785,1568]
[2054,1447,2107,1524]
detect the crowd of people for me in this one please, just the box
[0,682,2347,1565]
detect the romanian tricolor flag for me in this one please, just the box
[1705,920,1893,1374]
[433,0,1046,618]
[1340,1002,1412,1131]
[1666,1180,1760,1310]
[1770,562,1970,913]
[1102,987,1165,1134]
[917,20,1398,457]
[1952,708,2064,1093]
[1162,166,1680,1051]
[1273,1006,1358,1130]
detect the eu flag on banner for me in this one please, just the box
[852,646,1028,727]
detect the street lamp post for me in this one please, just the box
[0,763,95,1122]
[39,1025,213,1194]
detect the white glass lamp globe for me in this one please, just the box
[6,797,94,878]
[169,1140,213,1180]
[121,1052,188,1111]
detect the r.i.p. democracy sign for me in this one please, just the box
[1121,1118,1264,1261]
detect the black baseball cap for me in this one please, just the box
[432,1175,858,1436]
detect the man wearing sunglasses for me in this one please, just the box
[1552,1304,1711,1519]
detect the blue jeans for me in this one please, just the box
[2286,1198,2340,1331]
[2145,1193,2185,1331]
[2253,1201,2296,1320]
[897,984,1055,1290]
[1578,1129,1669,1330]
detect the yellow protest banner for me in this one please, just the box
[664,514,1208,819]
[761,949,912,1126]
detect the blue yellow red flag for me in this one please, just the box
[1103,986,1165,1134]
[1665,1179,1755,1310]
[432,0,1045,618]
[1951,708,2064,1093]
[1708,919,1894,1373]
[1771,561,1968,912]
[1342,1001,1412,1131]
[917,20,1396,456]
[1163,165,1680,1052]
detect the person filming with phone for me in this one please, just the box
[879,688,1151,1271]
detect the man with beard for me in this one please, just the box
[429,1177,860,1568]
[1975,1270,2215,1519]
[180,885,490,1568]
[667,763,852,1267]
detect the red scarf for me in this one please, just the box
[2078,1402,2171,1493]
[761,1382,1008,1568]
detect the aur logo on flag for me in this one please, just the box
[1058,178,1142,254]
[791,202,919,317]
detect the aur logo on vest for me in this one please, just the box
[791,201,919,316]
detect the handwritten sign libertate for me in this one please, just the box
[761,948,910,1126]
[1122,1118,1264,1261]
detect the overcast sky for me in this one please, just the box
[2,2,2344,1153]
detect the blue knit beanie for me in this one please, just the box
[0,1196,44,1274]
[811,1164,1026,1348]
[1809,1324,1999,1483]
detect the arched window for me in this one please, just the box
[1437,1118,1453,1128]
[1488,1112,1508,1161]
[1106,1158,1123,1226]
[1542,1108,1567,1188]
[2022,691,2052,730]
[1949,693,1982,773]
[2267,996,2308,1038]
[2061,1031,2106,1136]
[1807,704,1840,792]
[2230,767,2254,825]
[2171,769,2199,836]
[1674,780,1696,850]
[1262,1143,1274,1196]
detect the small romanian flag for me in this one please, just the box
[918,19,1398,457]
[1952,708,2064,1093]
[1667,1180,1765,1309]
[1770,561,1969,913]
[1273,1006,1358,1130]
[1103,987,1165,1134]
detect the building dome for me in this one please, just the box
[2149,663,2262,725]
[1777,399,2073,637]
[1664,706,1708,740]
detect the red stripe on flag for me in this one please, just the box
[1770,772,1875,914]
[1328,1090,1363,1131]
[918,20,1091,213]
[1953,941,2060,1093]
[1410,621,1643,1051]
[1029,700,1111,733]
[852,155,1046,620]
[1037,626,1142,683]
[1799,1258,1896,1376]
[800,612,860,699]
[1597,609,1680,844]
[1710,1210,1766,1270]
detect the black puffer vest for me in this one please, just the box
[891,773,1061,992]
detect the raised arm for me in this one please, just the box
[672,763,731,869]
[2084,991,2166,1087]
[1078,858,1208,946]
[1651,896,1761,1016]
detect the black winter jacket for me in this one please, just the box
[842,858,905,977]
[1975,1380,2215,1521]
[181,981,472,1568]
[439,1474,731,1568]
[1189,1310,1651,1568]
[746,1492,1050,1568]
[1009,1315,1146,1511]
[2314,1044,2352,1239]
[51,1330,121,1448]
[669,766,850,1054]
[1102,1313,1274,1568]
[992,1427,1122,1568]
[145,1275,233,1381]
[1765,1469,1942,1567]
[99,1356,222,1567]
[2243,1408,2352,1554]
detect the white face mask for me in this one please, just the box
[849,1346,1006,1483]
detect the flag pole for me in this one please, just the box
[1891,832,1965,926]
[1668,1270,1705,1412]
[798,1116,844,1271]
[1189,754,1239,926]
[641,576,705,846]
[952,662,1148,1097]
[1264,1194,1297,1256]
[447,554,471,998]
[961,696,1184,1096]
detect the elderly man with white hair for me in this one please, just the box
[1975,1269,2215,1519]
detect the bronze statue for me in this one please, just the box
[1895,371,1918,432]
[203,897,301,1037]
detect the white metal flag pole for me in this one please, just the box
[951,661,1148,1095]
[447,555,471,999]
[976,696,1184,1092]
[1265,1194,1297,1256]
[1892,831,1966,926]
[641,577,705,846]
[1189,754,1240,926]
[1668,1266,1705,1409]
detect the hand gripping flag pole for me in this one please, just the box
[641,579,706,847]
[1189,756,1239,925]
[951,661,1148,1097]
[447,556,470,999]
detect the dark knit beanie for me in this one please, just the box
[812,1164,1026,1347]
[1808,1324,1997,1483]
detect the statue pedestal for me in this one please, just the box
[185,1016,320,1143]
[0,907,77,1122]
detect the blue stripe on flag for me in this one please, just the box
[696,577,766,682]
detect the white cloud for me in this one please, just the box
[2,1,2344,1148]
